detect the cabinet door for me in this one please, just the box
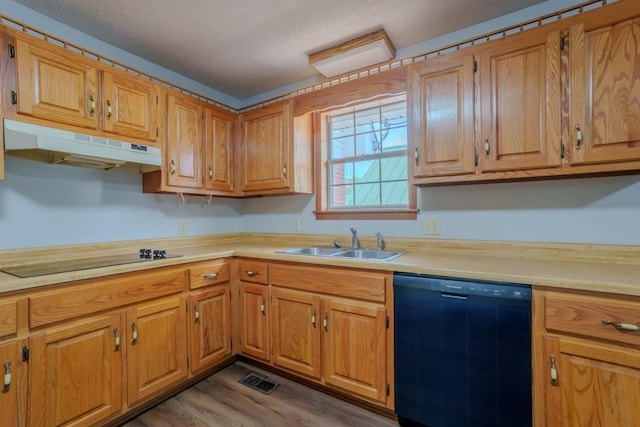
[544,336,640,427]
[126,296,187,405]
[102,71,158,141]
[240,100,291,193]
[570,16,640,165]
[322,298,387,403]
[479,27,561,172]
[13,37,99,129]
[271,288,321,379]
[166,93,204,188]
[188,286,231,374]
[28,314,122,427]
[409,52,475,179]
[204,107,235,193]
[239,283,270,361]
[0,339,24,427]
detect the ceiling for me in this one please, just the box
[13,0,547,100]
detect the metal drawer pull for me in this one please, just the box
[2,361,10,393]
[131,322,138,345]
[113,328,120,351]
[203,273,219,280]
[550,355,558,386]
[246,270,259,277]
[602,319,640,331]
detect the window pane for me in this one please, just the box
[331,136,354,159]
[355,133,382,156]
[330,114,354,139]
[329,162,353,185]
[381,156,407,181]
[382,182,408,205]
[381,101,407,126]
[354,183,380,206]
[355,109,380,134]
[354,160,378,183]
[382,125,407,152]
[331,184,353,207]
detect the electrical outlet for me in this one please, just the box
[422,217,441,235]
[179,221,188,235]
[294,219,301,232]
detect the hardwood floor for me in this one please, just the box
[122,362,399,427]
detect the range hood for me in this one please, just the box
[3,119,162,171]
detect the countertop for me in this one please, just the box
[1,233,639,296]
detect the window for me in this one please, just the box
[315,95,417,220]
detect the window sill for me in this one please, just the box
[314,209,418,220]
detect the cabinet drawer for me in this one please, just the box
[238,260,269,285]
[190,261,230,289]
[271,263,387,303]
[0,299,18,338]
[545,291,640,346]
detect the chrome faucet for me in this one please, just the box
[349,227,359,249]
[375,232,384,251]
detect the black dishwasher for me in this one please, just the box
[394,273,532,427]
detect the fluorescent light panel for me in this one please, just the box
[309,29,396,78]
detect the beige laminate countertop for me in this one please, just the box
[0,234,639,297]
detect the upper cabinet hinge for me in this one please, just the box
[474,152,479,167]
[560,36,566,51]
[560,143,565,159]
[385,315,390,329]
[8,43,15,59]
[10,91,17,105]
[386,383,390,396]
[156,95,159,105]
[22,346,29,362]
[156,128,159,138]
[473,60,478,73]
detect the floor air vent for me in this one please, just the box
[239,372,279,394]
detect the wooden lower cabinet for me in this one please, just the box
[238,283,270,361]
[322,298,387,403]
[126,296,187,406]
[28,314,123,427]
[0,339,25,427]
[188,286,231,374]
[271,288,321,379]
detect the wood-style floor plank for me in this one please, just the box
[122,362,399,427]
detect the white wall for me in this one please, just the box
[1,0,639,249]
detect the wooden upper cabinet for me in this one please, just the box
[28,314,123,427]
[102,71,158,141]
[478,27,562,172]
[204,107,235,193]
[409,52,476,180]
[126,296,187,406]
[271,288,321,379]
[569,12,640,165]
[165,93,204,189]
[13,37,99,130]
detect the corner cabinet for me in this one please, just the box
[239,100,313,196]
[535,288,640,427]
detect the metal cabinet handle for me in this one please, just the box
[202,273,219,280]
[575,124,583,149]
[246,270,259,277]
[113,328,120,351]
[170,159,176,175]
[414,146,419,166]
[88,94,96,117]
[106,100,112,120]
[260,299,266,315]
[323,312,328,331]
[484,136,490,155]
[194,305,200,322]
[282,163,287,178]
[311,309,316,327]
[2,361,10,394]
[208,166,213,179]
[550,354,558,386]
[602,319,640,331]
[131,322,138,345]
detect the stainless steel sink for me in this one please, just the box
[279,246,403,262]
[281,246,347,256]
[333,249,403,262]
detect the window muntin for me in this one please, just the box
[325,96,408,210]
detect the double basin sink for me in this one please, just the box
[280,246,403,262]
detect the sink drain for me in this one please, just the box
[239,372,279,395]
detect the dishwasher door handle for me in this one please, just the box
[441,293,468,300]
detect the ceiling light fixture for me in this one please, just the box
[308,29,396,78]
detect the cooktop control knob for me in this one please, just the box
[153,249,167,259]
[140,249,152,259]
